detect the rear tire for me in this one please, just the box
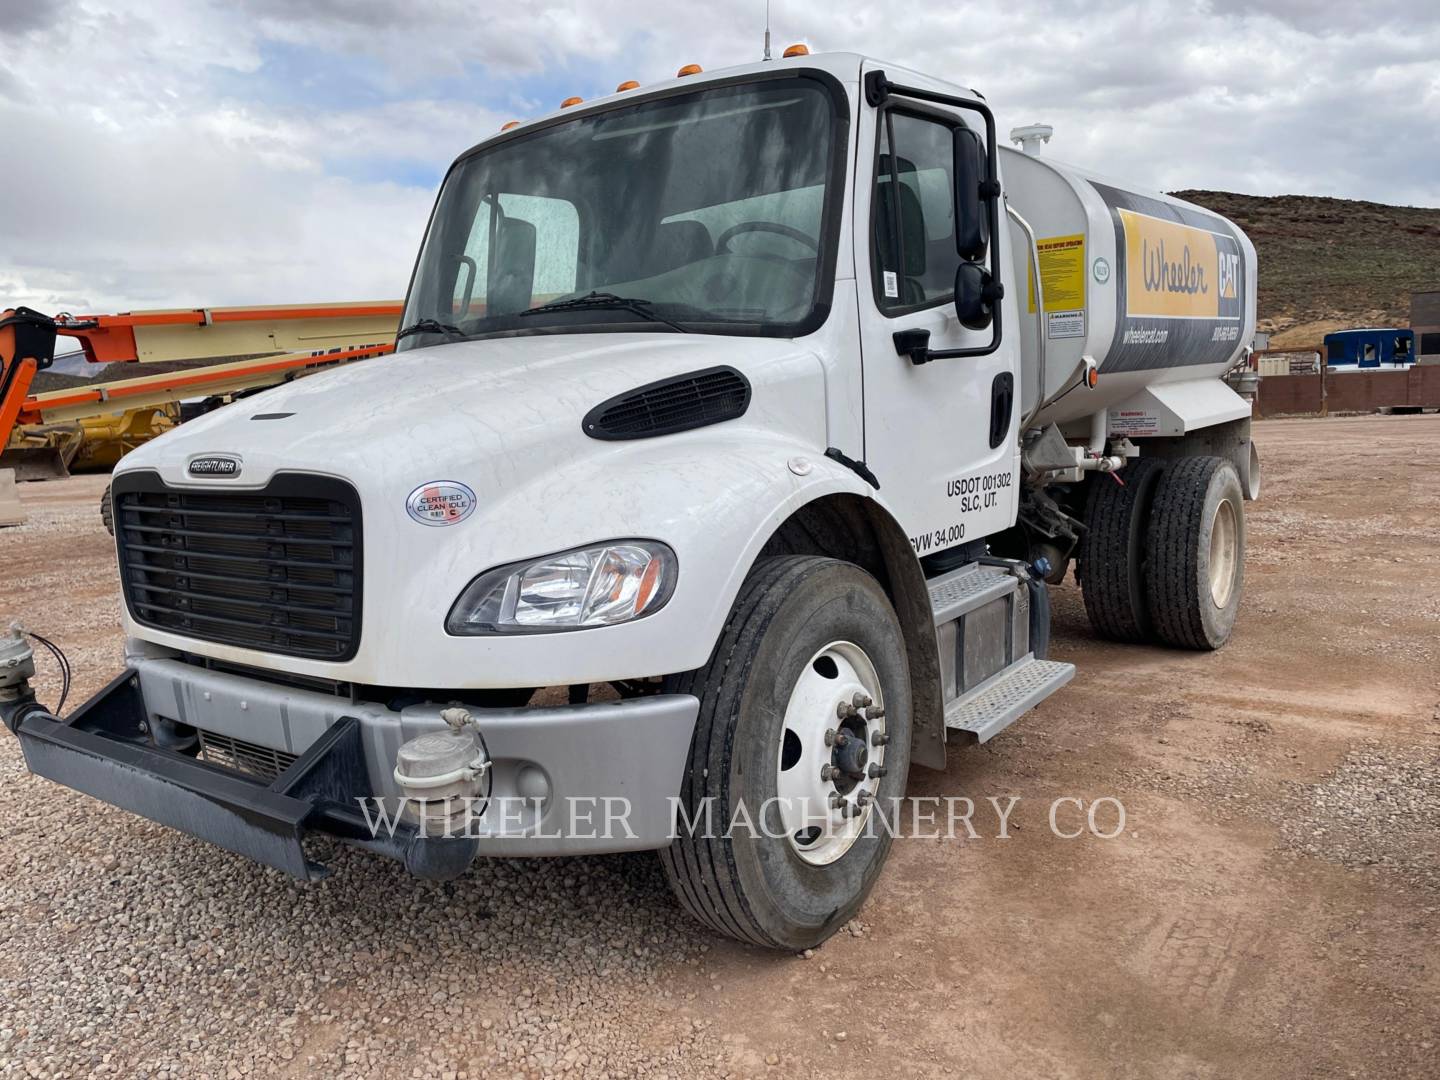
[100,483,114,537]
[1144,456,1245,650]
[660,556,913,951]
[1078,457,1165,642]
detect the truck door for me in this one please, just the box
[854,73,1021,560]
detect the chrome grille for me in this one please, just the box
[112,472,362,661]
[197,729,298,782]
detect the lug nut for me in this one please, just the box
[836,702,858,720]
[824,728,837,746]
[868,764,887,779]
[833,730,849,747]
[829,792,844,809]
[820,764,837,781]
[864,705,886,720]
[856,789,874,806]
[852,692,872,710]
[870,731,890,747]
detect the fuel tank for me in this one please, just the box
[1000,146,1258,430]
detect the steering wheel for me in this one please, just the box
[715,221,819,257]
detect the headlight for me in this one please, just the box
[446,541,677,635]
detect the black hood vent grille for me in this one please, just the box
[583,366,751,441]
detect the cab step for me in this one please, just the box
[943,654,1075,743]
[927,563,1017,627]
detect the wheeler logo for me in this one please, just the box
[1117,208,1242,321]
[406,481,477,527]
[187,455,241,478]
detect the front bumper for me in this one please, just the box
[10,660,699,880]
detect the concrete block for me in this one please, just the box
[0,468,25,527]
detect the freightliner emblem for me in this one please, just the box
[187,455,242,478]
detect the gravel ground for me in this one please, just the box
[1280,743,1440,889]
[3,415,1439,1079]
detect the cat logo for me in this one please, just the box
[1218,250,1239,301]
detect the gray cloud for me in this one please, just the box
[2,0,1438,316]
[0,0,68,38]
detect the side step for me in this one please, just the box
[944,654,1075,743]
[927,563,1017,626]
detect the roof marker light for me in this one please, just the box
[783,43,810,57]
[561,96,583,108]
[616,79,640,92]
[500,120,520,131]
[677,63,702,77]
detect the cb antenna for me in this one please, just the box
[763,0,772,60]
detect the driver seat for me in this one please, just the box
[651,220,713,274]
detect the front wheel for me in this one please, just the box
[660,556,913,951]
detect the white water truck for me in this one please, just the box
[1,51,1258,950]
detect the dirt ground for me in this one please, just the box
[1,414,1437,1080]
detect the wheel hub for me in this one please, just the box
[775,641,887,866]
[833,730,868,781]
[1209,498,1238,608]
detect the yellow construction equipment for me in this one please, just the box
[1,302,401,479]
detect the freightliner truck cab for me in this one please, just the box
[2,51,1259,950]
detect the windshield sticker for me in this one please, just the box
[883,270,899,298]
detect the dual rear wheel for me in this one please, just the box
[1078,454,1245,650]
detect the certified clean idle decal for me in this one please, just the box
[406,481,477,526]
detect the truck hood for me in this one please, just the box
[118,331,825,490]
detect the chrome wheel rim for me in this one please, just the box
[775,640,886,866]
[1209,499,1238,608]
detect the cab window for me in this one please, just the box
[872,111,961,313]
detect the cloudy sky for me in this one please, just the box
[3,0,1437,314]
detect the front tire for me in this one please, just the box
[660,556,913,950]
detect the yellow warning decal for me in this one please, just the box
[1029,233,1086,314]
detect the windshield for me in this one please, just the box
[399,75,844,347]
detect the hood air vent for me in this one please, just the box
[583,366,751,441]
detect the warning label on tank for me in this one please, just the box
[1032,233,1086,314]
[1047,310,1085,339]
[1108,409,1161,436]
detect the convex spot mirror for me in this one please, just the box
[954,261,999,331]
[953,125,989,260]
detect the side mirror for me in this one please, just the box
[953,126,989,260]
[954,260,1001,331]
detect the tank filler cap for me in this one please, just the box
[1010,123,1054,156]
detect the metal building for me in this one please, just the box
[1412,290,1440,363]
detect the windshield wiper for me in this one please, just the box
[396,318,468,341]
[519,292,688,333]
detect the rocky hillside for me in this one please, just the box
[1174,190,1440,348]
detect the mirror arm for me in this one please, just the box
[893,277,1007,365]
